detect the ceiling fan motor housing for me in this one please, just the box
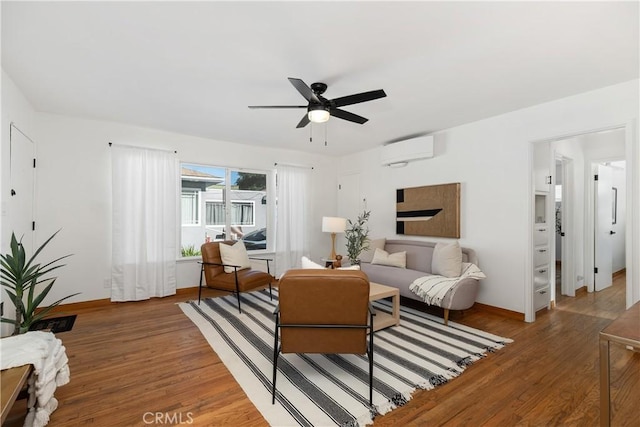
[310,82,328,95]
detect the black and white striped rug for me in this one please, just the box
[179,289,512,426]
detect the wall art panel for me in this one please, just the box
[396,182,460,238]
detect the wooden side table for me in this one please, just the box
[599,301,640,426]
[369,282,400,331]
[1,364,32,425]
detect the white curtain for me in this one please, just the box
[275,165,311,277]
[111,145,178,301]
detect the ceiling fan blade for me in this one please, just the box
[288,78,320,103]
[296,114,310,128]
[248,105,307,109]
[331,89,387,108]
[331,109,368,124]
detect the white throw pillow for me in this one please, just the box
[432,241,463,278]
[219,241,252,273]
[337,265,361,270]
[371,248,406,268]
[301,256,326,269]
[359,238,386,263]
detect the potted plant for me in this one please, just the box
[1,230,78,335]
[344,210,371,265]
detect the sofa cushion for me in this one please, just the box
[219,241,252,273]
[432,241,462,277]
[360,263,432,299]
[359,238,386,263]
[371,248,406,268]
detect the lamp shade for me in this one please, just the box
[322,216,347,233]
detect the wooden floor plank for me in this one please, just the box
[11,274,636,426]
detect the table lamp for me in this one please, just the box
[322,216,347,261]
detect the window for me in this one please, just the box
[180,163,270,256]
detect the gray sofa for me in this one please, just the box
[359,239,480,325]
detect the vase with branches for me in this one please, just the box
[1,230,78,335]
[344,210,371,265]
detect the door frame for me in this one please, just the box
[527,120,637,322]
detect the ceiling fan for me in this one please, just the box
[249,78,387,128]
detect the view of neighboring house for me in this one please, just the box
[181,165,269,255]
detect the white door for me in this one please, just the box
[595,164,613,292]
[8,128,35,248]
[337,173,361,221]
[337,173,361,253]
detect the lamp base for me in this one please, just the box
[329,232,337,261]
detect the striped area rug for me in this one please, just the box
[179,289,512,426]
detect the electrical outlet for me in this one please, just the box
[103,279,111,289]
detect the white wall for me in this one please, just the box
[338,80,639,315]
[1,91,337,307]
[1,71,39,336]
[1,70,37,249]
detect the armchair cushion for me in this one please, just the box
[277,269,371,354]
[219,240,251,273]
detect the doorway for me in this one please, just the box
[529,125,630,321]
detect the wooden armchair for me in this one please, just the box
[272,269,374,405]
[199,241,274,313]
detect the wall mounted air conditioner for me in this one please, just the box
[380,135,434,167]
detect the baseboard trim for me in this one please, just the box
[399,296,525,322]
[44,287,526,322]
[42,286,201,313]
[613,268,626,278]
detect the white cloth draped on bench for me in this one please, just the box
[0,331,70,427]
[409,263,486,306]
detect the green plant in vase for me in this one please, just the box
[345,210,371,265]
[1,230,79,335]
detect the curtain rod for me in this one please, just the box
[274,162,314,170]
[108,142,177,154]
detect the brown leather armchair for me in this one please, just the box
[272,269,374,405]
[199,241,274,313]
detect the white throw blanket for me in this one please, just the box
[0,331,70,427]
[410,263,486,307]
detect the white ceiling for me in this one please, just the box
[2,1,638,156]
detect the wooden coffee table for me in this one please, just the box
[369,282,400,331]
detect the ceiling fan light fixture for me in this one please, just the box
[308,106,330,123]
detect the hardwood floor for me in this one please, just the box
[10,275,638,426]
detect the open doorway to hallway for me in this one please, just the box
[551,128,627,310]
